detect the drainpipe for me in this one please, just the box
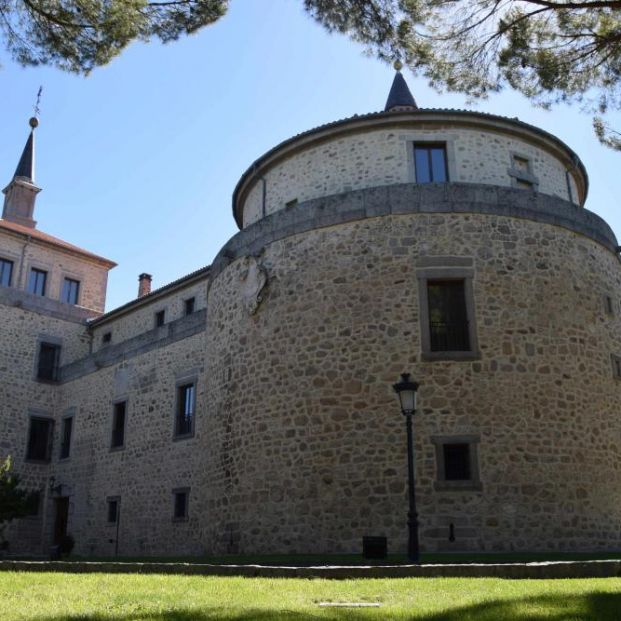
[260,176,267,218]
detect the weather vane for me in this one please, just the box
[30,86,43,129]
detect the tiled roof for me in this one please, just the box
[0,219,116,267]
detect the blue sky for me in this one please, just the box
[1,0,619,311]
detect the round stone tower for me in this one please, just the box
[202,71,621,555]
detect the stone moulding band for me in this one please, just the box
[212,183,618,280]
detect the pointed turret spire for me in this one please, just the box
[384,61,418,112]
[2,117,41,229]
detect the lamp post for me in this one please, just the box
[392,373,421,563]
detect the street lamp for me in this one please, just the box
[392,373,421,563]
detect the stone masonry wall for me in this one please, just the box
[242,126,580,227]
[90,279,207,353]
[0,302,90,554]
[53,331,206,557]
[204,211,621,555]
[0,230,110,313]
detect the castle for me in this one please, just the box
[2,71,620,557]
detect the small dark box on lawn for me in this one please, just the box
[362,535,387,559]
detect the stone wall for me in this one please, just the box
[90,278,208,352]
[205,205,621,554]
[0,300,90,554]
[242,125,581,227]
[0,229,110,313]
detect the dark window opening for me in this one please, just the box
[61,278,80,305]
[60,417,73,460]
[107,499,119,523]
[605,296,614,315]
[443,444,471,481]
[25,491,41,516]
[0,258,13,287]
[175,383,195,437]
[26,417,54,461]
[612,355,621,379]
[37,342,61,382]
[102,332,112,344]
[427,280,470,351]
[28,268,47,296]
[111,402,126,449]
[184,297,195,316]
[155,310,165,327]
[414,144,448,183]
[173,490,188,520]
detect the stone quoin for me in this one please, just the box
[1,71,620,557]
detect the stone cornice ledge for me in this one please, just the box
[0,287,99,323]
[60,309,206,383]
[212,183,618,279]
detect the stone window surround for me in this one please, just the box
[110,396,128,451]
[604,294,615,316]
[431,434,483,492]
[173,369,199,441]
[401,133,458,184]
[507,151,540,191]
[106,496,120,524]
[24,259,52,297]
[416,258,480,361]
[172,487,190,522]
[25,409,55,464]
[33,334,63,384]
[59,407,76,462]
[59,269,84,307]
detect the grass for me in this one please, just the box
[2,572,621,620]
[62,551,621,565]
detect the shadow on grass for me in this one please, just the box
[29,592,621,620]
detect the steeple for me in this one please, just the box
[2,117,41,228]
[384,61,418,112]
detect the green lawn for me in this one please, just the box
[2,572,621,620]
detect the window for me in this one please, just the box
[107,497,119,523]
[61,278,80,305]
[155,310,165,327]
[59,416,73,460]
[25,491,41,517]
[508,153,539,190]
[102,332,112,345]
[173,488,189,521]
[414,144,448,183]
[417,262,479,360]
[427,280,470,352]
[0,258,13,287]
[184,297,195,316]
[26,417,54,461]
[612,354,621,379]
[605,295,615,316]
[37,342,61,382]
[28,268,47,296]
[111,401,126,449]
[432,435,482,491]
[175,383,195,437]
[443,444,471,480]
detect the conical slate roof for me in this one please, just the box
[13,130,35,181]
[384,71,417,111]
